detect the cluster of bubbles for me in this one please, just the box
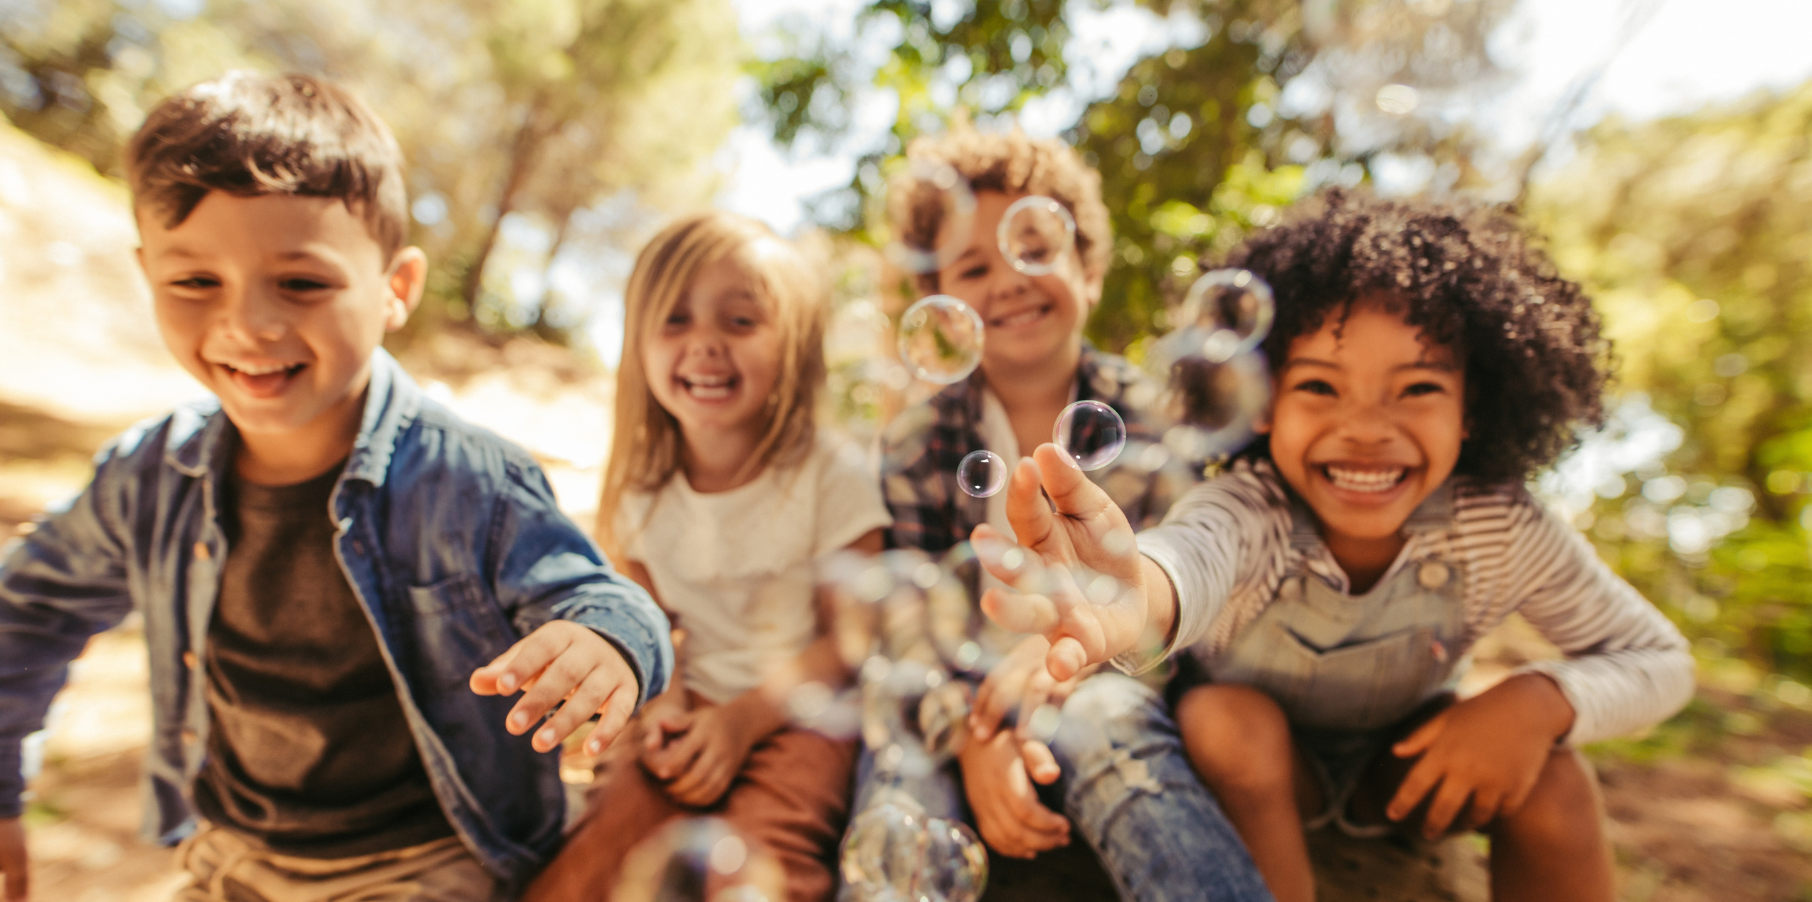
[842,795,988,902]
[613,817,780,902]
[889,165,1275,489]
[804,548,999,900]
[1141,268,1275,464]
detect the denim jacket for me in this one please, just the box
[0,350,673,886]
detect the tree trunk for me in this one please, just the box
[463,100,549,312]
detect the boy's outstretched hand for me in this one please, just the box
[470,621,641,755]
[1386,673,1577,838]
[972,445,1171,683]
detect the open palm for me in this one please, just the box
[973,443,1152,682]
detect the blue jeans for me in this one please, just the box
[843,674,1272,902]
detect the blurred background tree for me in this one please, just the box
[1530,82,1812,680]
[0,0,740,342]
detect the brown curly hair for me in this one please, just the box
[891,128,1111,296]
[1223,187,1611,484]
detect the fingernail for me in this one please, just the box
[498,674,517,694]
[537,727,555,746]
[509,712,528,731]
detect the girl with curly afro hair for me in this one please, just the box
[971,188,1693,902]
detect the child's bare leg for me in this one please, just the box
[1177,684,1319,902]
[1488,746,1614,902]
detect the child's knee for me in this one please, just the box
[1499,747,1603,841]
[1176,684,1293,791]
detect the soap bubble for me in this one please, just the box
[1053,400,1126,471]
[885,160,976,275]
[996,195,1075,276]
[841,799,989,902]
[918,817,989,902]
[898,295,984,385]
[1155,350,1271,464]
[957,449,1008,498]
[1176,268,1274,363]
[614,817,781,902]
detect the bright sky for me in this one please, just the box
[718,0,1812,234]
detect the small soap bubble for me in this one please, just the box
[885,160,977,275]
[1000,547,1026,572]
[1053,401,1126,471]
[898,295,985,384]
[996,195,1075,276]
[957,450,1009,498]
[1102,529,1134,557]
[1177,268,1275,362]
[614,817,781,902]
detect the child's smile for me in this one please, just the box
[1260,297,1467,572]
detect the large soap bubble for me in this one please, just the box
[1053,400,1127,471]
[885,160,976,275]
[1175,268,1274,363]
[996,195,1075,276]
[898,295,984,385]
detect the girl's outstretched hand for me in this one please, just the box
[1386,673,1577,838]
[469,620,641,755]
[971,444,1160,683]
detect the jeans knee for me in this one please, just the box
[1048,674,1165,767]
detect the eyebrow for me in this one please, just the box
[1282,357,1459,373]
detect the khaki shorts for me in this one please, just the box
[174,823,503,902]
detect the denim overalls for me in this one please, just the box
[1206,486,1467,833]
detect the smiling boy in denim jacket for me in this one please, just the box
[0,72,672,901]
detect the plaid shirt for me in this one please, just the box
[879,345,1203,555]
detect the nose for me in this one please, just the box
[1338,398,1395,446]
[219,282,288,344]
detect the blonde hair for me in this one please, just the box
[596,211,828,560]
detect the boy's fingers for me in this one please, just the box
[588,686,637,755]
[1031,443,1115,525]
[505,661,582,738]
[486,630,570,702]
[0,819,28,902]
[468,644,523,695]
[532,670,615,753]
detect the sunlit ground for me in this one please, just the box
[1,120,1808,902]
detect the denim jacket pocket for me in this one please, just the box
[404,575,514,685]
[1275,624,1444,732]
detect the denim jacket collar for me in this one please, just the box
[162,349,419,488]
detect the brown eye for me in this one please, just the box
[1294,379,1335,396]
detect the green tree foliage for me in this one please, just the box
[749,0,1517,352]
[1531,83,1812,678]
[0,0,742,337]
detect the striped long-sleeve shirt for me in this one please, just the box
[1136,460,1695,745]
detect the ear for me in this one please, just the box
[1082,265,1105,310]
[384,247,428,332]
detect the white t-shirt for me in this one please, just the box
[616,432,893,704]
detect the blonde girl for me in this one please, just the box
[524,212,889,902]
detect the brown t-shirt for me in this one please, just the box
[191,462,455,858]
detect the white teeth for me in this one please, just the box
[1324,466,1407,493]
[227,363,297,376]
[681,376,734,400]
[992,306,1046,328]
